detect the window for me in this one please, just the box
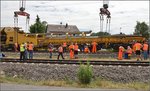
[9,37,13,42]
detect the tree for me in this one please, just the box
[91,31,110,36]
[29,15,47,33]
[134,21,149,39]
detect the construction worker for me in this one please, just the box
[92,41,97,53]
[118,46,124,60]
[133,41,142,61]
[57,45,65,60]
[84,46,90,53]
[143,41,149,60]
[28,42,34,59]
[74,43,79,59]
[20,43,25,61]
[69,42,74,59]
[63,42,67,53]
[126,46,132,59]
[48,43,53,59]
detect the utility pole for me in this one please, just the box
[120,27,122,34]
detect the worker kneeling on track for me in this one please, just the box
[125,46,132,59]
[84,46,90,54]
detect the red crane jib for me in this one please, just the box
[14,11,30,16]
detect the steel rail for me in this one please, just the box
[0,58,150,66]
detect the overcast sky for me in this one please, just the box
[1,1,149,34]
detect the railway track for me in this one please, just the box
[0,58,150,66]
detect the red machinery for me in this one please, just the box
[99,0,111,33]
[14,0,30,31]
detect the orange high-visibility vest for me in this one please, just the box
[92,42,97,46]
[143,43,148,51]
[84,47,90,53]
[118,46,124,60]
[63,42,67,47]
[58,46,63,52]
[134,43,142,51]
[92,42,97,53]
[69,45,74,59]
[28,44,34,50]
[69,45,74,51]
[74,44,78,51]
[127,48,132,54]
[132,44,136,52]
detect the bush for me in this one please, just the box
[77,62,93,84]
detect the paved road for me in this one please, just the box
[0,83,136,91]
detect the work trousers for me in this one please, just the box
[29,50,33,59]
[143,51,148,60]
[57,52,64,60]
[92,46,97,53]
[25,49,28,59]
[20,51,25,61]
[49,52,52,58]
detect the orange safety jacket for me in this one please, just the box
[84,47,90,53]
[74,44,78,51]
[127,48,132,54]
[63,42,67,47]
[143,43,148,51]
[58,46,63,52]
[134,43,142,51]
[69,45,74,51]
[92,42,97,46]
[119,46,124,53]
[28,44,34,51]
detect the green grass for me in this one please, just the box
[0,76,149,91]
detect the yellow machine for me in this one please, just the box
[0,27,146,51]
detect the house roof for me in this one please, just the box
[46,24,80,34]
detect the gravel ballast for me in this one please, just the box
[0,62,149,83]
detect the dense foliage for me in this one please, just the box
[134,21,149,39]
[77,62,93,84]
[29,15,47,33]
[91,31,110,36]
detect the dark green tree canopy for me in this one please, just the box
[134,21,149,39]
[91,31,111,36]
[29,15,47,33]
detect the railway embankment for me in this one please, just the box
[0,62,150,83]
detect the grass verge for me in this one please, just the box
[0,76,149,91]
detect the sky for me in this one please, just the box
[1,1,149,34]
